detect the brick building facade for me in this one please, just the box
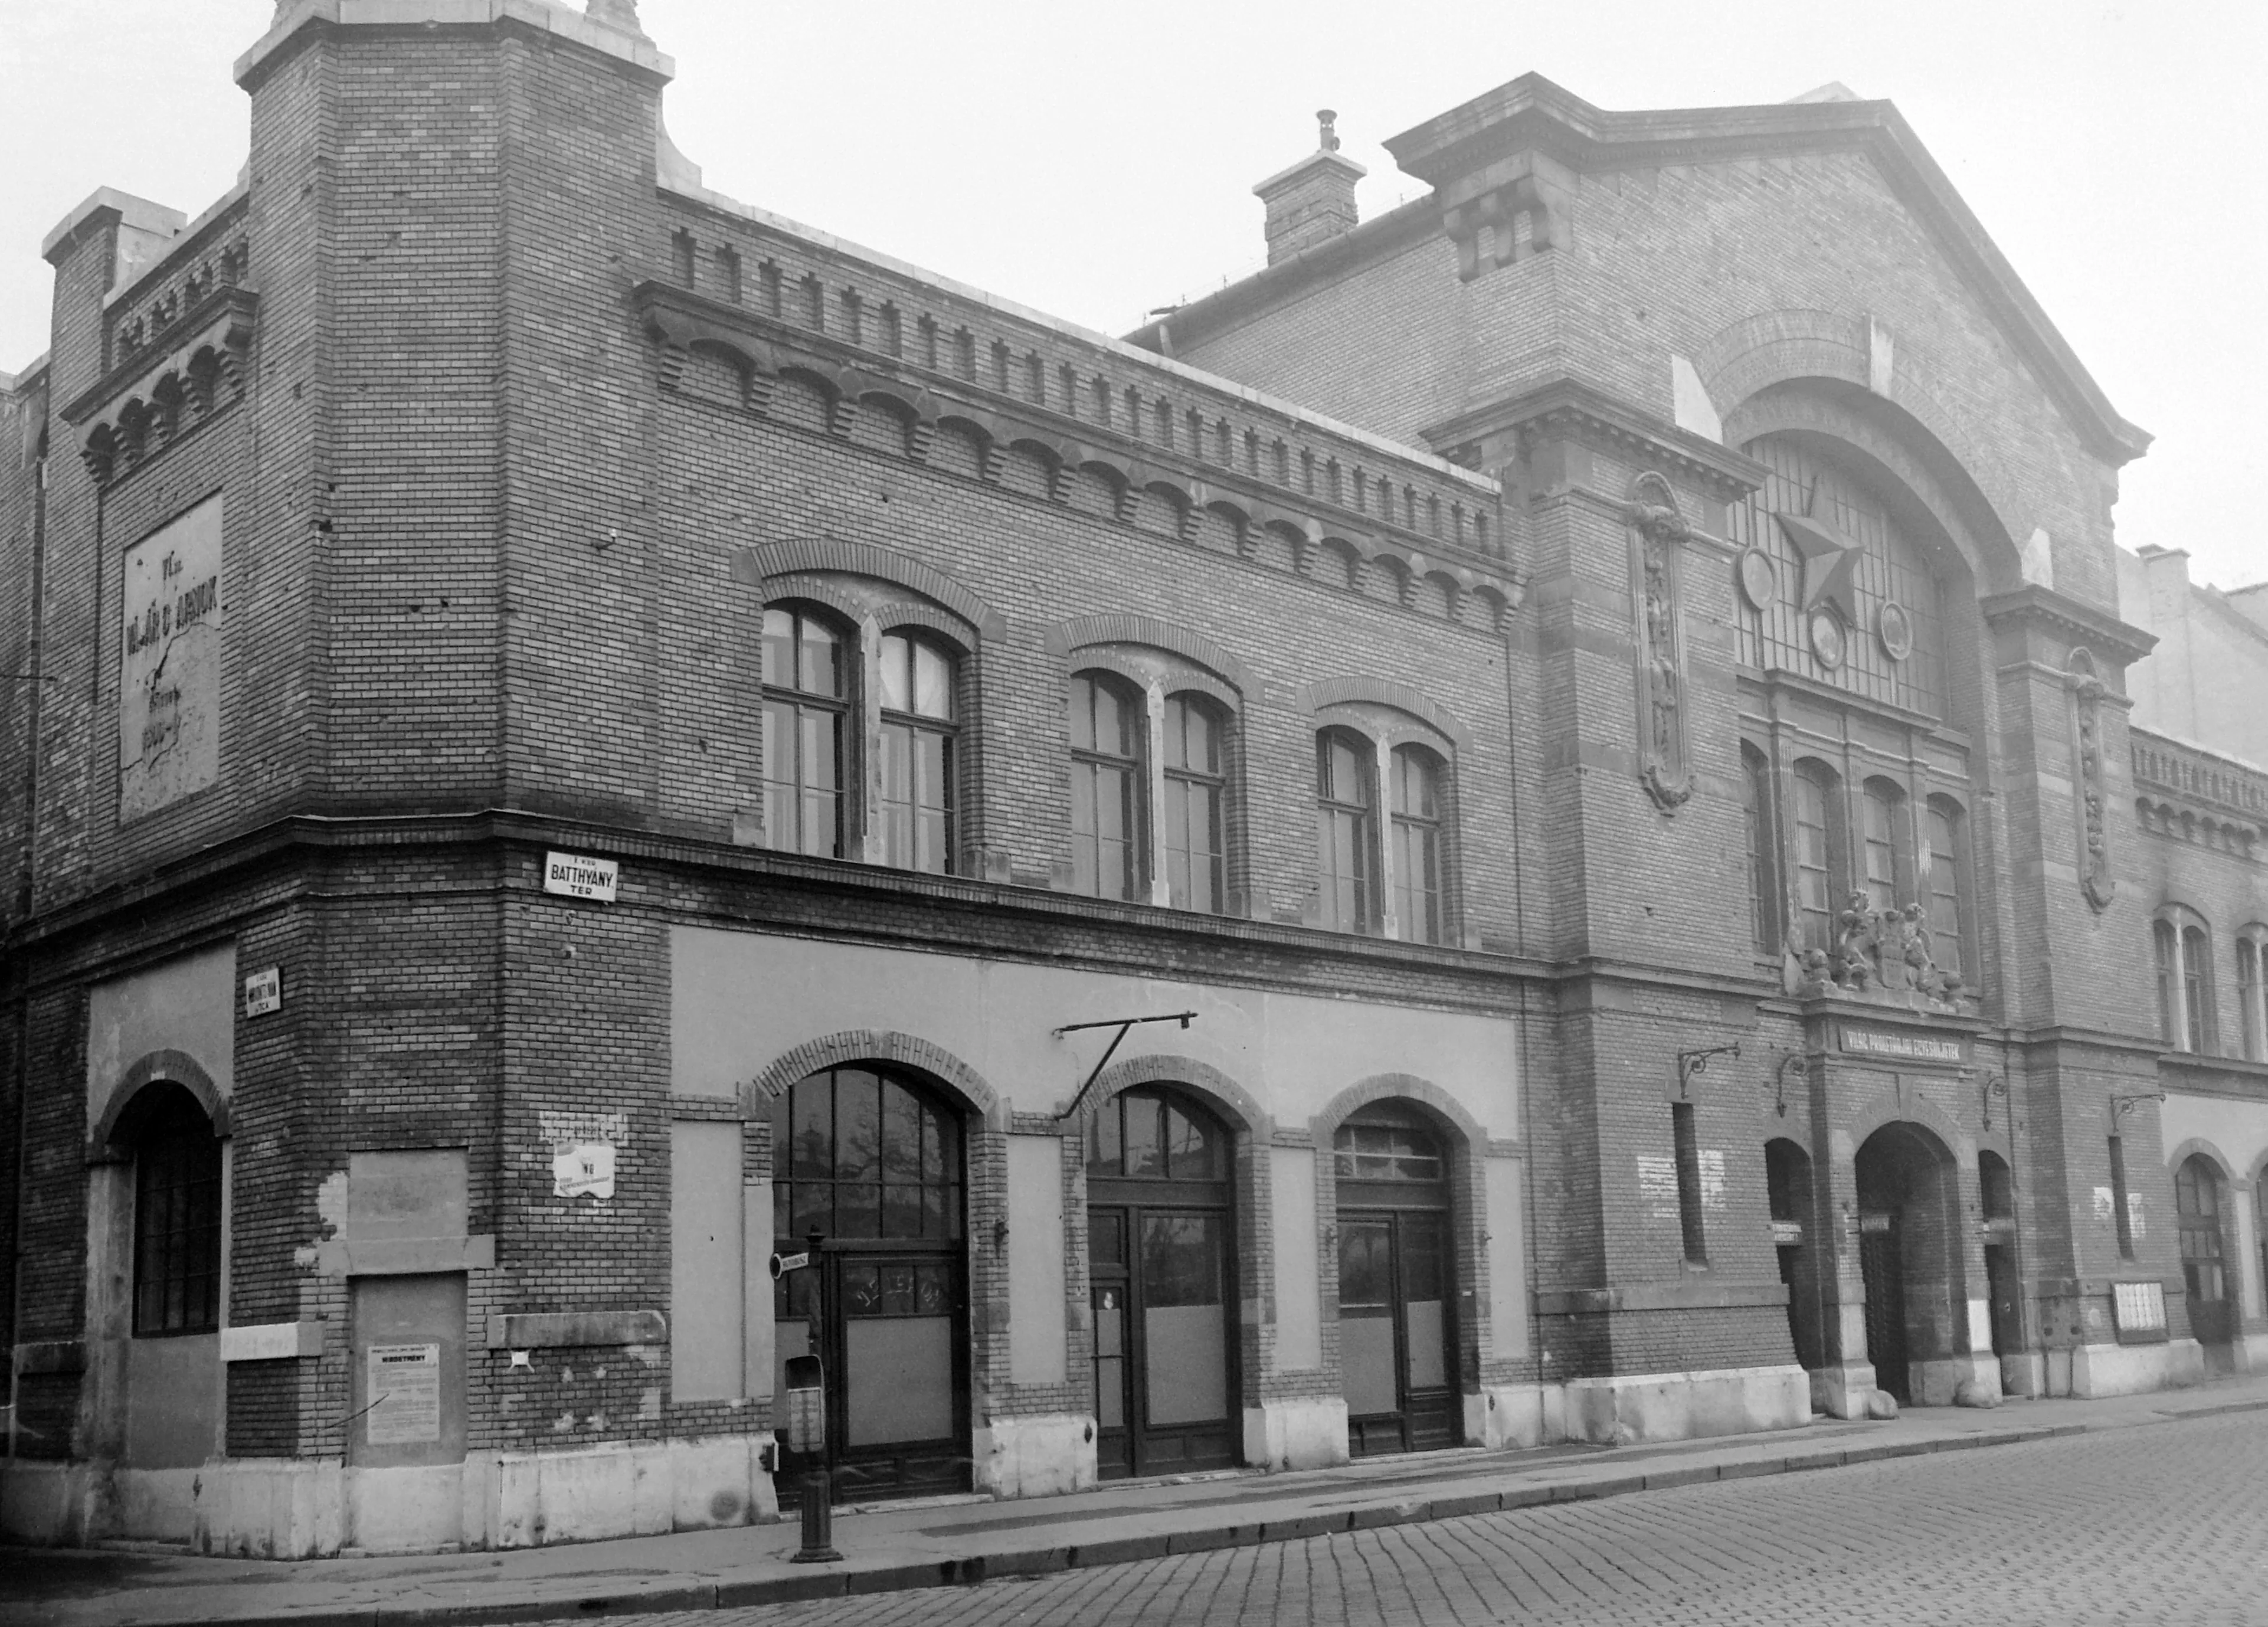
[0,0,2246,1558]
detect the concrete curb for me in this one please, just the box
[24,1396,2268,1627]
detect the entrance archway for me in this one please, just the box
[1334,1102,1459,1456]
[1853,1122,1961,1405]
[768,1063,969,1502]
[1085,1084,1239,1478]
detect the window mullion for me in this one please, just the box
[1374,736,1399,939]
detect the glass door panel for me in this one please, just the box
[1140,1213,1229,1426]
[1338,1219,1399,1419]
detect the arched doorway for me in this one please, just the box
[1085,1085,1239,1478]
[1853,1122,1959,1405]
[1334,1104,1458,1456]
[2175,1154,2236,1374]
[1765,1138,1820,1370]
[112,1079,227,1469]
[769,1063,968,1501]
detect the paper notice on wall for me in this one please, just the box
[553,1141,617,1199]
[1697,1150,1726,1211]
[2093,1186,2115,1224]
[1637,1154,1679,1220]
[2126,1192,2146,1240]
[542,1111,626,1200]
[366,1343,442,1445]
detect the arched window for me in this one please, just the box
[122,1083,222,1338]
[1070,672,1144,901]
[2183,925,2216,1055]
[1389,745,1444,946]
[770,1065,964,1243]
[1160,694,1226,914]
[2175,1155,2227,1305]
[1087,1088,1229,1182]
[2155,919,2182,1047]
[876,631,957,874]
[761,605,847,858]
[2236,932,2267,1063]
[1742,743,1779,955]
[1791,760,1841,954]
[1316,729,1379,934]
[1860,778,1909,914]
[1925,796,1968,983]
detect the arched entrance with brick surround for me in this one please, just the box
[1853,1122,1962,1405]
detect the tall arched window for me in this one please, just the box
[1860,778,1909,914]
[2176,1155,2227,1305]
[762,605,847,857]
[2183,925,2216,1055]
[877,631,957,875]
[1160,694,1226,914]
[1389,745,1444,946]
[1070,672,1144,901]
[2155,919,2182,1047]
[1792,760,1841,954]
[1925,796,1968,983]
[1742,743,1779,955]
[1316,729,1379,934]
[123,1083,223,1337]
[2236,932,2266,1063]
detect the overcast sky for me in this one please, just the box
[4,0,2262,590]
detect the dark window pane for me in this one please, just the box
[790,1179,830,1240]
[881,1263,917,1315]
[1140,1214,1222,1306]
[1400,1214,1445,1299]
[792,1079,830,1181]
[1089,1210,1124,1266]
[843,1262,882,1315]
[836,1071,881,1182]
[1337,1222,1391,1309]
[1089,1098,1122,1176]
[915,1262,952,1314]
[882,1080,922,1184]
[836,1180,879,1239]
[1164,1102,1219,1180]
[1124,1095,1163,1178]
[882,1184,924,1238]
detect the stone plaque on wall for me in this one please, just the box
[119,495,222,820]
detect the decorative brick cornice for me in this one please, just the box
[1289,675,1473,752]
[633,280,1518,617]
[1046,614,1255,695]
[1425,376,1766,506]
[2131,730,2266,861]
[1979,584,2156,667]
[67,284,256,486]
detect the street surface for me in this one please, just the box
[588,1410,2268,1626]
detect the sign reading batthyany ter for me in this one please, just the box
[1839,1024,1967,1066]
[119,495,223,820]
[365,1342,443,1445]
[542,850,618,901]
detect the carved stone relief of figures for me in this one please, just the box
[1787,892,1964,1013]
[1626,471,1693,812]
[2068,647,2116,911]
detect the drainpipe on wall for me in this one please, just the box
[7,440,50,1460]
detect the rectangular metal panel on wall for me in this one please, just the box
[670,1121,744,1402]
[1485,1156,1527,1361]
[348,1273,467,1468]
[1006,1135,1067,1384]
[124,1333,221,1468]
[1270,1146,1321,1370]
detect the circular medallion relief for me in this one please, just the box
[1809,608,1847,671]
[1877,600,1916,662]
[1735,546,1777,611]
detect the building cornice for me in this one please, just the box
[1979,584,2156,667]
[1425,375,1768,503]
[235,0,673,93]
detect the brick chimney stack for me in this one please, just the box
[1254,111,1366,266]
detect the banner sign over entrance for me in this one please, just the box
[1838,1024,1966,1066]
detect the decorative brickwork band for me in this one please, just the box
[1627,472,1693,813]
[2068,647,2116,911]
[1063,1052,1268,1136]
[730,538,1006,640]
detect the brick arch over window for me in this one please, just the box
[1074,1053,1269,1139]
[729,539,1006,641]
[742,1031,1002,1127]
[1695,309,2031,577]
[90,1048,228,1156]
[1310,1072,1488,1149]
[2166,1138,2239,1183]
[1045,615,1252,698]
[1290,679,1472,755]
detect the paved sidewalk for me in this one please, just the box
[9,1373,2268,1627]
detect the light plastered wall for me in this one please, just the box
[669,928,1521,1135]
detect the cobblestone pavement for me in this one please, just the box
[578,1411,2268,1626]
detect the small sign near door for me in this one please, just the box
[243,966,282,1017]
[365,1343,443,1445]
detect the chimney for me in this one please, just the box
[1253,111,1366,266]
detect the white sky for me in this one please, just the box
[4,0,2263,591]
